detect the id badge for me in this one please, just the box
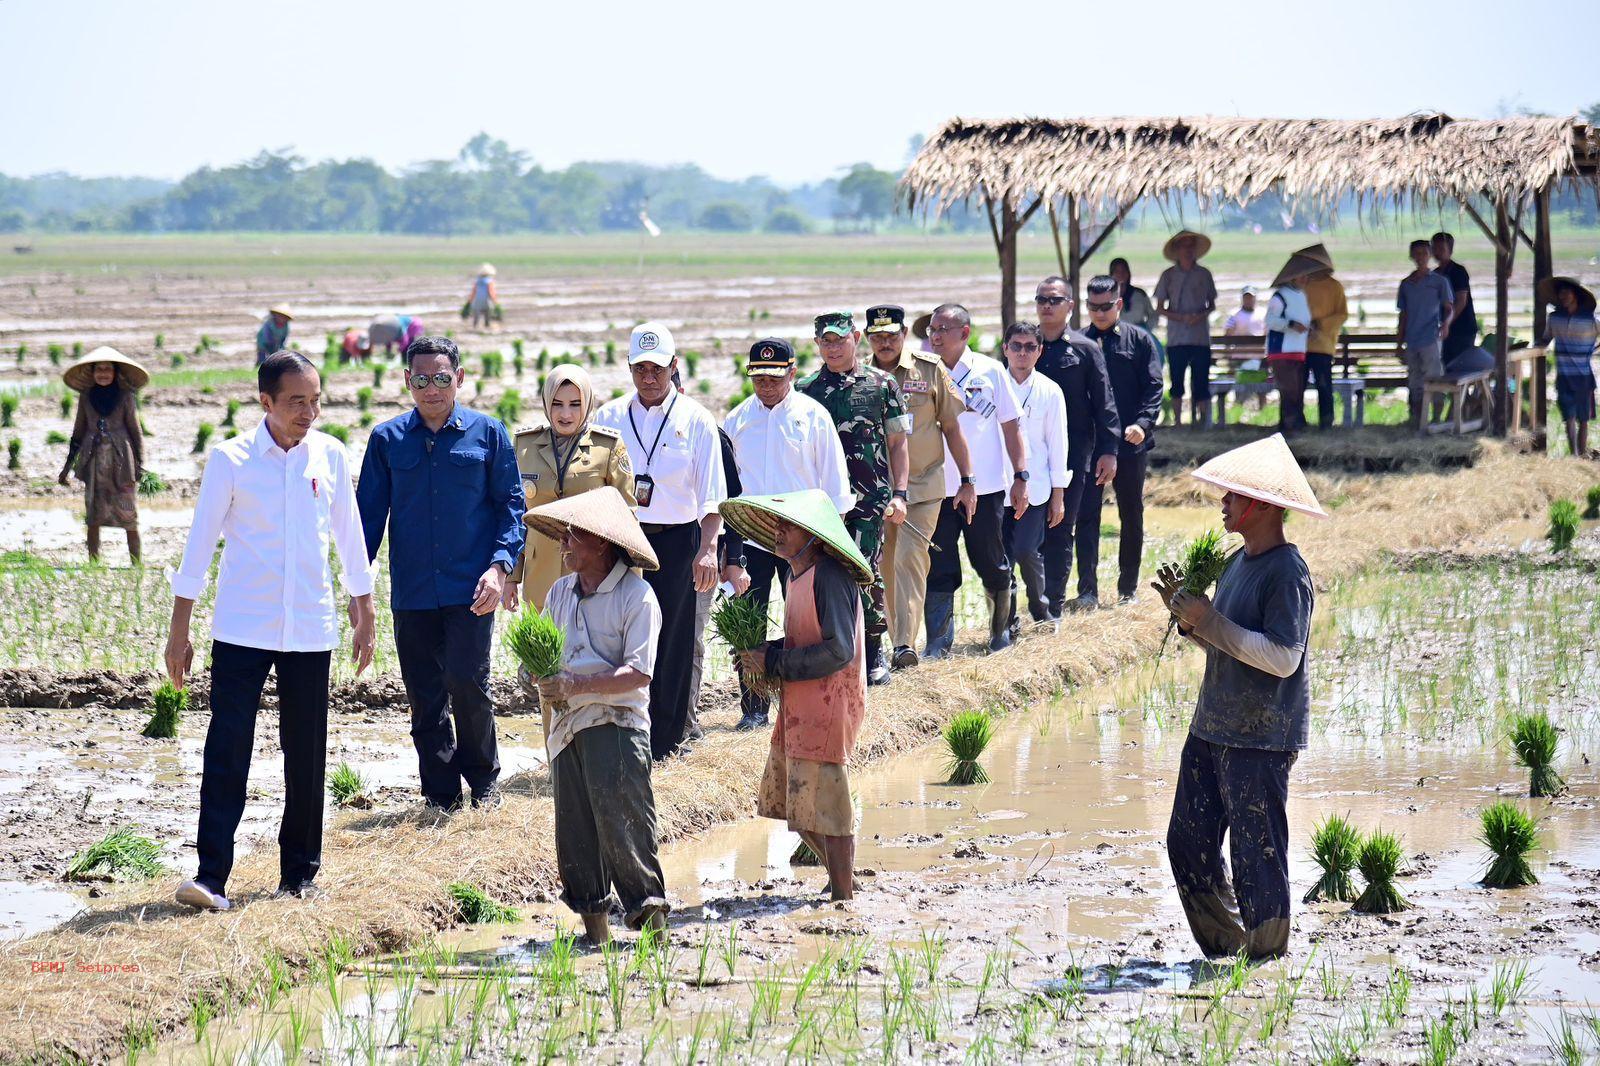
[634,474,655,508]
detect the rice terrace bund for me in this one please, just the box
[0,230,1599,1063]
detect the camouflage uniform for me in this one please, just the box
[798,362,910,635]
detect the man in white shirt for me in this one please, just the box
[999,323,1071,633]
[592,322,732,759]
[723,337,852,730]
[166,351,376,912]
[924,303,1030,656]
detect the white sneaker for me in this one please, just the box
[175,880,232,911]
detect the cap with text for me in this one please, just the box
[628,322,676,366]
[814,310,855,338]
[746,338,795,377]
[863,304,905,334]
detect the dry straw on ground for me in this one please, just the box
[2,444,1595,1062]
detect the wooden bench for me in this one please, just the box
[1200,333,1391,426]
[1421,367,1492,434]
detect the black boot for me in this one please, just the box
[924,592,955,660]
[1007,586,1023,643]
[866,636,891,686]
[986,588,1013,653]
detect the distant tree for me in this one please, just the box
[697,201,754,232]
[836,163,898,230]
[763,207,810,234]
[1584,101,1600,126]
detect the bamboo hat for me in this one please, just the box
[1293,243,1335,271]
[478,263,497,277]
[1537,276,1597,315]
[1162,229,1212,262]
[720,490,874,587]
[910,311,933,340]
[1271,254,1323,288]
[61,346,150,393]
[267,303,294,319]
[523,486,659,571]
[1191,433,1327,518]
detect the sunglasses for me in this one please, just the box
[1005,341,1041,354]
[1086,300,1119,313]
[409,371,456,390]
[1034,295,1068,306]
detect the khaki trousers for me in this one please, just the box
[882,497,942,651]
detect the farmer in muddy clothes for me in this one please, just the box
[466,263,498,330]
[721,490,872,902]
[256,303,292,366]
[1156,432,1326,959]
[58,346,147,563]
[527,486,669,944]
[168,351,376,911]
[357,336,525,812]
[367,313,426,358]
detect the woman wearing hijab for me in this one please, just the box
[57,346,148,562]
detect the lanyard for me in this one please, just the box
[950,360,972,390]
[550,430,584,495]
[627,394,678,475]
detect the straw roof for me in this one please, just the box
[902,114,1600,215]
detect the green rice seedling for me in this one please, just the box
[0,393,17,427]
[169,352,183,369]
[48,343,64,366]
[198,334,217,351]
[711,591,779,699]
[1508,710,1566,797]
[720,920,741,978]
[1488,959,1531,1015]
[192,422,214,454]
[65,828,163,881]
[45,430,67,446]
[328,762,373,808]
[789,835,822,865]
[480,351,503,378]
[684,351,701,377]
[137,470,165,497]
[1352,830,1412,914]
[943,709,994,785]
[356,386,373,412]
[610,387,624,400]
[359,410,374,428]
[72,341,84,359]
[1158,529,1234,657]
[154,334,164,349]
[1584,486,1600,520]
[141,680,186,739]
[7,438,20,470]
[1479,801,1541,887]
[494,390,521,427]
[605,339,618,365]
[537,347,550,370]
[447,882,519,923]
[505,606,566,679]
[696,379,711,395]
[1378,966,1412,1027]
[1543,1012,1584,1066]
[372,363,385,389]
[1303,813,1363,903]
[1548,499,1579,552]
[323,423,350,444]
[221,398,239,427]
[59,394,72,419]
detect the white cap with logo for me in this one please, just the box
[628,322,676,366]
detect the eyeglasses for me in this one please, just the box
[409,372,455,390]
[927,324,966,336]
[630,362,670,379]
[1005,341,1041,354]
[1086,300,1119,313]
[1034,295,1068,306]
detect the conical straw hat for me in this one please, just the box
[1191,433,1327,518]
[1293,243,1334,270]
[1537,276,1597,315]
[61,346,150,392]
[478,263,497,276]
[1162,229,1212,262]
[268,303,294,319]
[1271,254,1323,288]
[720,490,874,587]
[523,485,658,570]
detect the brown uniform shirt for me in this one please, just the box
[873,347,965,505]
[509,424,634,609]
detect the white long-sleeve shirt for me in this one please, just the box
[1266,286,1312,356]
[169,423,374,653]
[941,352,1025,498]
[592,392,726,526]
[1007,370,1073,507]
[723,389,853,515]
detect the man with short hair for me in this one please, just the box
[357,336,525,812]
[923,303,1030,655]
[1430,232,1478,368]
[593,323,730,759]
[1153,230,1218,426]
[167,351,376,911]
[724,337,852,728]
[1080,276,1164,605]
[799,310,910,685]
[864,304,977,668]
[1034,276,1121,616]
[998,322,1070,627]
[1396,241,1456,432]
[1224,287,1264,337]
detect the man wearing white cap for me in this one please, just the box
[593,322,728,759]
[1155,433,1324,960]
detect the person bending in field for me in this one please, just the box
[1156,433,1325,959]
[1540,277,1598,458]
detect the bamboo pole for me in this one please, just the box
[1492,198,1511,436]
[1067,195,1083,329]
[1533,184,1552,442]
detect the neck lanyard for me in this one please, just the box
[627,393,678,475]
[550,427,585,495]
[950,359,972,389]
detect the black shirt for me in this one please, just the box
[1036,328,1121,470]
[1436,259,1477,355]
[1086,321,1165,455]
[717,428,744,564]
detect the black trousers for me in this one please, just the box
[928,490,1011,598]
[1305,352,1336,429]
[1167,735,1297,960]
[738,548,789,720]
[1075,448,1149,600]
[394,605,499,807]
[196,640,331,894]
[1003,502,1050,621]
[642,521,700,760]
[1045,459,1092,612]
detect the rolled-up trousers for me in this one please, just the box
[552,724,668,927]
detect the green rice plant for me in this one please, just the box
[583,345,597,367]
[169,353,184,369]
[1352,830,1412,914]
[711,591,778,699]
[154,333,165,349]
[65,828,163,881]
[605,339,618,365]
[1548,499,1579,552]
[372,363,385,389]
[537,347,550,370]
[6,438,20,470]
[356,386,373,412]
[446,882,519,923]
[328,762,372,808]
[15,343,26,363]
[141,681,186,739]
[1584,486,1600,520]
[137,470,165,496]
[1508,710,1566,797]
[47,343,64,366]
[323,424,350,444]
[72,341,84,358]
[1303,813,1363,903]
[943,709,995,785]
[221,398,239,428]
[0,393,17,427]
[505,606,565,679]
[358,410,374,428]
[494,390,521,427]
[192,422,214,454]
[791,838,822,866]
[45,430,67,446]
[684,351,701,377]
[1158,529,1234,657]
[610,387,624,400]
[697,379,712,395]
[58,394,72,419]
[481,351,503,378]
[1479,801,1541,887]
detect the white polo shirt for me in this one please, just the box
[592,391,726,526]
[941,352,1025,498]
[723,389,853,515]
[1008,370,1073,507]
[170,423,375,653]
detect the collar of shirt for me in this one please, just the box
[404,404,466,434]
[578,558,630,599]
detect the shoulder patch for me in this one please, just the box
[588,424,621,441]
[515,425,550,439]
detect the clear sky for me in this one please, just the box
[4,0,1596,185]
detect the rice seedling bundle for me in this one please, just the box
[505,607,566,680]
[943,710,995,785]
[1303,813,1363,903]
[356,387,373,412]
[6,438,20,470]
[1508,711,1566,797]
[1584,485,1600,520]
[458,299,471,320]
[47,343,64,366]
[137,469,166,497]
[58,394,72,419]
[1352,830,1412,914]
[327,762,373,809]
[15,343,25,362]
[323,424,350,444]
[154,334,165,349]
[221,398,240,427]
[192,422,214,454]
[481,351,504,378]
[72,341,84,358]
[790,838,822,866]
[141,681,186,739]
[1158,529,1234,657]
[0,393,17,427]
[45,430,67,446]
[447,882,520,923]
[65,828,163,881]
[1478,801,1540,888]
[495,390,521,427]
[1547,499,1579,552]
[710,592,778,699]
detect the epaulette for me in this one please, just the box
[589,424,621,441]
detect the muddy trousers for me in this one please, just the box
[394,606,500,807]
[882,497,942,651]
[1167,735,1297,959]
[196,641,331,895]
[641,521,700,760]
[736,549,790,720]
[552,724,669,927]
[1074,448,1149,600]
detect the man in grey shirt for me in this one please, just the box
[1396,239,1456,431]
[1153,231,1218,426]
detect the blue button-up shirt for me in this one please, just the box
[356,405,525,611]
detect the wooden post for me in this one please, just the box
[1067,195,1083,329]
[999,196,1019,333]
[1532,184,1553,442]
[1492,199,1511,436]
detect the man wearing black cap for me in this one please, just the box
[864,304,976,669]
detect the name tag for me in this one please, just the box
[903,379,930,394]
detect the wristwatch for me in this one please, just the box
[493,560,513,575]
[892,489,909,501]
[1013,470,1031,483]
[959,475,978,486]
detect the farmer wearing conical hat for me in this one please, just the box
[256,303,293,366]
[466,263,499,331]
[1294,244,1348,430]
[1540,277,1599,458]
[526,485,668,943]
[1154,433,1325,960]
[721,489,872,902]
[1153,230,1217,426]
[58,346,148,563]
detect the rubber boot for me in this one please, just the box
[986,587,1013,653]
[923,591,955,660]
[866,636,891,687]
[1007,586,1023,644]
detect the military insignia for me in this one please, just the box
[639,332,658,351]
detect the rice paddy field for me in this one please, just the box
[1,231,1599,1063]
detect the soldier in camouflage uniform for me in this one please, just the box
[798,310,910,685]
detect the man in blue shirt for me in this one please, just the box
[357,336,525,811]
